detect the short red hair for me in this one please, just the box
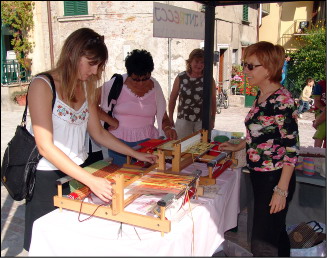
[243,41,285,83]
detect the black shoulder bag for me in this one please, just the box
[1,73,56,201]
[103,73,123,130]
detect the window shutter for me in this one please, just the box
[242,4,249,22]
[76,2,88,15]
[64,1,88,16]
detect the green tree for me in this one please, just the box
[1,1,35,70]
[287,24,326,98]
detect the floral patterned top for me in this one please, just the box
[244,87,299,172]
[177,71,203,122]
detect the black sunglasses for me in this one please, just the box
[242,62,262,71]
[130,76,151,82]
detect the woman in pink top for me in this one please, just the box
[99,49,177,165]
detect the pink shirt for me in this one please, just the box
[110,85,159,141]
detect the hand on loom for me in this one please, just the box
[219,141,243,152]
[164,127,178,140]
[132,150,158,164]
[88,175,114,203]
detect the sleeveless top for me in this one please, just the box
[110,82,159,142]
[29,76,89,170]
[177,71,203,122]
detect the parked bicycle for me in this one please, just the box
[216,82,229,114]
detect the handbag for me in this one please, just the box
[288,221,324,249]
[1,73,56,201]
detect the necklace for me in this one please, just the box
[260,86,281,97]
[258,88,279,103]
[260,90,275,97]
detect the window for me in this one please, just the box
[232,49,238,64]
[64,1,88,16]
[242,4,248,22]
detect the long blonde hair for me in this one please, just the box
[51,28,108,105]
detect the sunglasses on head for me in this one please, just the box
[242,62,262,71]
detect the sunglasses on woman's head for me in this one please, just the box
[241,62,262,71]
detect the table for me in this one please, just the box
[29,165,241,256]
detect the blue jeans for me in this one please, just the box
[108,138,149,166]
[298,100,310,114]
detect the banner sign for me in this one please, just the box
[153,2,205,40]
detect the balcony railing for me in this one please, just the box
[1,60,31,85]
[277,19,326,46]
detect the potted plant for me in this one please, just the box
[1,2,35,68]
[11,88,28,106]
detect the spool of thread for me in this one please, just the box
[302,157,315,176]
[295,161,303,171]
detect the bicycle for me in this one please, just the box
[216,81,230,114]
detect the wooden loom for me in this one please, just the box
[148,130,237,185]
[53,161,201,236]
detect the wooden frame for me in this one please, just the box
[54,173,171,235]
[155,130,237,185]
[53,164,201,236]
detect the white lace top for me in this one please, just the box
[29,76,89,170]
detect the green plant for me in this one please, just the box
[1,1,35,70]
[231,64,242,77]
[287,23,326,98]
[11,88,28,103]
[230,66,258,96]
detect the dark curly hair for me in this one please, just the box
[125,49,154,76]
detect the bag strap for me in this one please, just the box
[22,73,57,127]
[103,73,123,130]
[307,221,323,233]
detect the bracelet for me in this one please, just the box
[164,126,175,131]
[273,185,288,197]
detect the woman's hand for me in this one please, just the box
[164,127,178,140]
[133,151,157,164]
[88,176,114,203]
[219,139,246,152]
[109,118,119,130]
[219,142,239,152]
[269,193,286,214]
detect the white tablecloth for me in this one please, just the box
[29,167,241,256]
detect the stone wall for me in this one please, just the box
[228,95,245,107]
[30,2,258,104]
[1,84,29,111]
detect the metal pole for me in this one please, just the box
[47,1,55,69]
[202,4,215,140]
[168,38,172,98]
[167,1,171,99]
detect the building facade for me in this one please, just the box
[1,1,260,111]
[259,1,325,52]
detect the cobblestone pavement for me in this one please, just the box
[1,105,317,257]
